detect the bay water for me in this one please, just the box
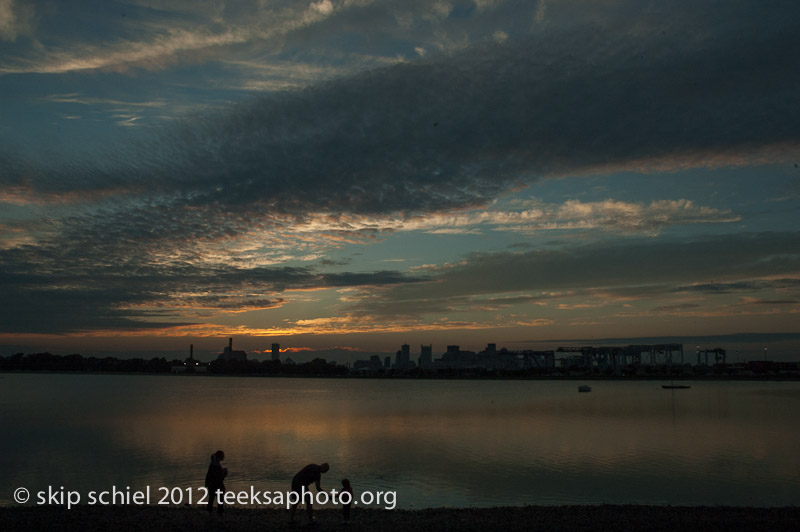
[1,374,798,508]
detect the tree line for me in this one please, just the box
[0,352,348,376]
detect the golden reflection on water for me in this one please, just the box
[2,375,799,506]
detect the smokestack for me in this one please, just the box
[190,344,194,359]
[229,338,233,351]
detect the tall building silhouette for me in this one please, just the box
[396,343,411,369]
[419,344,433,369]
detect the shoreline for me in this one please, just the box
[2,369,799,381]
[2,505,798,532]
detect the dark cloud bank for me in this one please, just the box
[6,2,800,211]
[2,1,799,334]
[346,232,800,317]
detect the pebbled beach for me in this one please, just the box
[1,505,799,532]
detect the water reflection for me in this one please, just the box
[2,375,799,507]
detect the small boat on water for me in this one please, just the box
[662,384,691,389]
[578,385,592,392]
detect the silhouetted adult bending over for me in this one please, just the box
[205,450,227,513]
[290,462,330,523]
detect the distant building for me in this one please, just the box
[384,356,391,369]
[172,344,207,373]
[353,355,383,371]
[219,338,248,362]
[396,344,411,370]
[419,345,433,369]
[271,343,280,362]
[436,345,478,368]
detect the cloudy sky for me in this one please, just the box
[1,0,799,361]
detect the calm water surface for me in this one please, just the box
[1,374,798,507]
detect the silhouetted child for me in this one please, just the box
[205,450,227,513]
[341,479,353,524]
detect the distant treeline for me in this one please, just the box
[2,352,798,379]
[0,352,348,376]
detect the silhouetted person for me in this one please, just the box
[289,462,330,523]
[341,478,353,524]
[205,450,227,513]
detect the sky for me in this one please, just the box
[1,0,799,362]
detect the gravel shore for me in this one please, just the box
[2,505,799,532]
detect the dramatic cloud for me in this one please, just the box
[0,0,33,42]
[2,2,796,271]
[0,248,425,334]
[1,1,799,351]
[5,2,800,207]
[0,1,330,74]
[676,279,800,295]
[345,232,800,317]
